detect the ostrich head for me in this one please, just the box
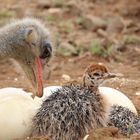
[83,63,116,88]
[3,18,52,97]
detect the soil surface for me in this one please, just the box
[0,0,140,140]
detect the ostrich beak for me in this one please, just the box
[35,57,43,97]
[32,43,52,97]
[104,73,117,79]
[34,42,52,97]
[20,61,43,98]
[107,73,117,78]
[22,43,52,98]
[105,72,123,79]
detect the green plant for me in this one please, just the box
[76,16,92,29]
[77,16,87,25]
[90,39,102,55]
[90,39,113,57]
[124,35,140,45]
[106,44,113,56]
[46,15,56,22]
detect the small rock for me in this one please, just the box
[14,78,18,81]
[78,15,107,31]
[48,8,62,14]
[106,17,124,34]
[136,92,140,95]
[62,74,71,81]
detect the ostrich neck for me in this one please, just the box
[83,76,99,92]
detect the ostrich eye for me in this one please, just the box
[40,43,52,59]
[94,73,100,76]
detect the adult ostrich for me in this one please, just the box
[0,18,52,97]
[0,18,52,140]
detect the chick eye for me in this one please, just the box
[94,73,100,76]
[89,74,92,78]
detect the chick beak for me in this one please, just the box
[104,72,117,79]
[35,57,43,97]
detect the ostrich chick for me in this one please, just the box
[83,63,137,115]
[31,64,120,140]
[83,64,140,136]
[83,63,116,90]
[0,18,52,97]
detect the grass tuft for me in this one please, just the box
[89,39,113,57]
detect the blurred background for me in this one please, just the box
[0,0,140,139]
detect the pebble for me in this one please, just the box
[14,78,18,81]
[61,74,71,81]
[136,92,140,95]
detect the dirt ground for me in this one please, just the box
[0,0,140,140]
